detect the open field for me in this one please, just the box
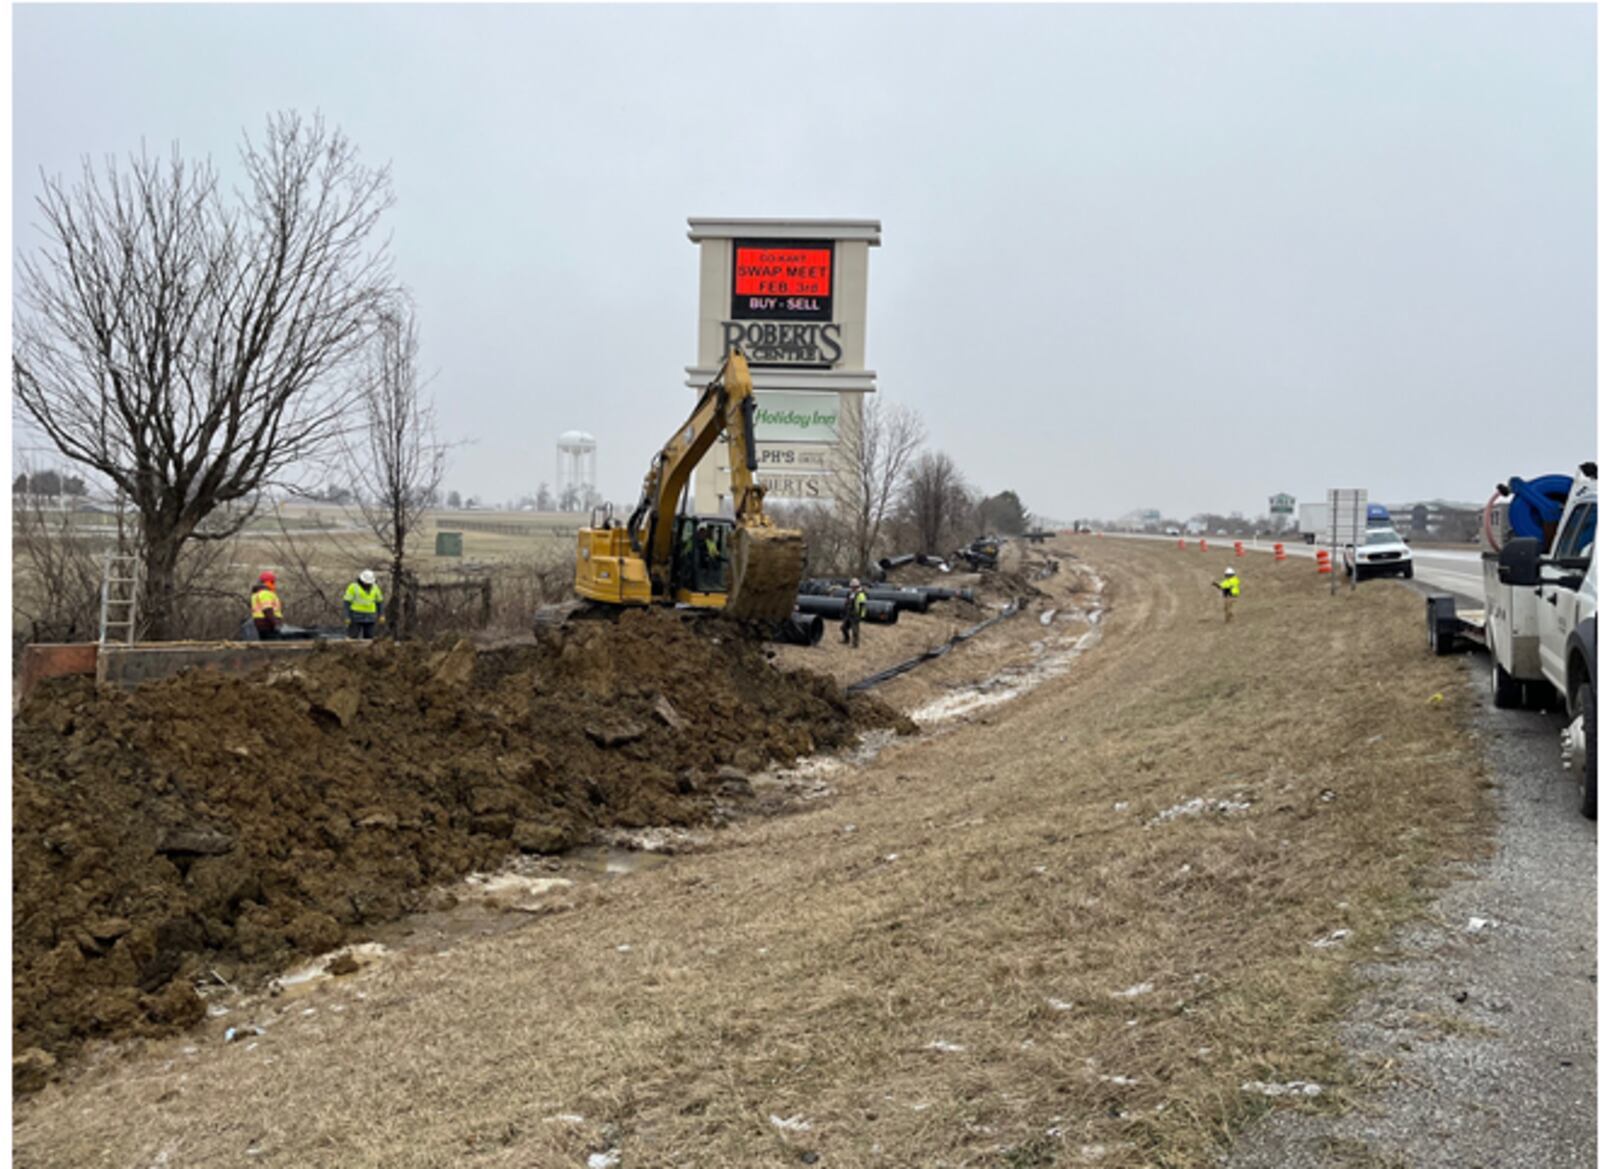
[12,538,1495,1167]
[228,506,580,577]
[11,504,585,644]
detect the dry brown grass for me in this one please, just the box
[12,539,1490,1168]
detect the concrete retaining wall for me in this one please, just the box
[18,640,358,700]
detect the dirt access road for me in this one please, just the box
[16,539,1522,1167]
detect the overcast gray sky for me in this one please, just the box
[12,3,1596,521]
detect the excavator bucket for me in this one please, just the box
[724,525,806,622]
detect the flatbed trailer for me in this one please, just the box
[1425,551,1549,707]
[1426,593,1486,655]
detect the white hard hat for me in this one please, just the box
[359,569,376,586]
[1224,567,1237,575]
[849,578,860,588]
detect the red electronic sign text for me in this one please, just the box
[733,247,833,298]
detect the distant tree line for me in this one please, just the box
[13,470,88,499]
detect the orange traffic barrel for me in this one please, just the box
[1199,539,1209,552]
[1233,541,1244,557]
[1177,538,1186,550]
[1273,542,1286,562]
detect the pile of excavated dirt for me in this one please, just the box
[12,608,912,1072]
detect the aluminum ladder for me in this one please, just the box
[98,553,142,645]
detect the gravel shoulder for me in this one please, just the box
[1223,665,1597,1169]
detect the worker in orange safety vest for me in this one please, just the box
[250,571,284,640]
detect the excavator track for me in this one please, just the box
[724,525,806,622]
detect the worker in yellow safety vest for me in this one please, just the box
[1213,566,1241,623]
[841,578,869,648]
[250,571,283,640]
[343,570,385,640]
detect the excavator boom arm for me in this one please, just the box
[628,348,803,620]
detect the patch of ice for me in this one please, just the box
[1112,801,1130,813]
[1111,981,1153,999]
[587,1151,621,1169]
[273,942,391,993]
[1148,796,1252,826]
[1241,1080,1323,1098]
[1311,929,1352,949]
[769,1114,813,1133]
[1466,917,1492,934]
[926,1039,966,1053]
[1046,998,1074,1012]
[474,874,574,900]
[615,944,633,953]
[1099,1074,1138,1086]
[544,1114,585,1125]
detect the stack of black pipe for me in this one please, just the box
[794,594,901,625]
[794,579,975,622]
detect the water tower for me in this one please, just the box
[556,430,597,511]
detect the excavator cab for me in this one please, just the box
[572,348,804,623]
[672,515,733,601]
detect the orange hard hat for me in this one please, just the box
[259,571,277,586]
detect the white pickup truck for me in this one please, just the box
[1426,465,1597,818]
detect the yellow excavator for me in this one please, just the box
[572,347,806,623]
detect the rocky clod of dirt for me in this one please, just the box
[12,609,911,1080]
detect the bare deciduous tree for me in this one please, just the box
[13,112,398,637]
[901,450,972,557]
[828,398,925,576]
[11,488,104,650]
[343,303,448,638]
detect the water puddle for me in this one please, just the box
[562,844,678,876]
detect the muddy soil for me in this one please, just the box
[12,608,910,1072]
